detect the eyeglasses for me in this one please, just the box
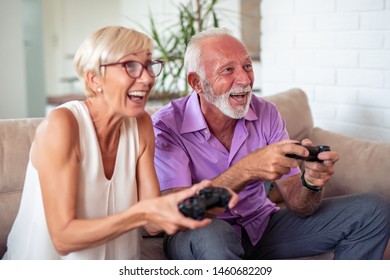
[100,60,164,79]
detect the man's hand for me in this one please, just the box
[212,139,308,192]
[238,139,304,181]
[300,139,339,189]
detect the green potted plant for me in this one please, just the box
[147,0,220,101]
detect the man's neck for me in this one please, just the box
[202,106,237,151]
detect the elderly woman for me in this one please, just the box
[3,26,234,260]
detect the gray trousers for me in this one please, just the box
[164,193,390,260]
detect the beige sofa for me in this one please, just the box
[1,88,389,259]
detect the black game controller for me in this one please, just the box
[286,144,330,162]
[178,187,232,220]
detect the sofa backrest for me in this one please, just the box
[0,118,43,257]
[263,88,313,141]
[0,88,313,258]
[147,88,314,141]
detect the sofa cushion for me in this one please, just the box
[140,236,166,259]
[310,127,390,201]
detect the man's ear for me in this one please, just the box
[86,72,102,94]
[188,72,202,94]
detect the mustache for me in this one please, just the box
[229,85,252,95]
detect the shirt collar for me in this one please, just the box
[180,92,207,134]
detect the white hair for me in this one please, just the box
[184,27,235,79]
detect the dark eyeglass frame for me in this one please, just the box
[100,59,164,79]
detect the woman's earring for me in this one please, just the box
[97,88,103,94]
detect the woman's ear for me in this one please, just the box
[188,72,202,94]
[86,72,102,94]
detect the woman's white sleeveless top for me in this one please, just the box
[3,101,141,259]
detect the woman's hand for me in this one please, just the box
[204,186,239,217]
[142,180,213,235]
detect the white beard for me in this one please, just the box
[202,81,252,119]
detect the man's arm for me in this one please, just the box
[212,138,339,217]
[212,140,303,192]
[274,174,323,216]
[275,139,339,217]
[211,163,254,193]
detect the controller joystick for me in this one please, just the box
[286,144,330,162]
[178,187,232,220]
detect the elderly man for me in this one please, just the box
[152,28,390,260]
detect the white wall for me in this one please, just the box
[23,0,46,118]
[0,0,28,119]
[0,0,249,118]
[42,0,122,95]
[42,0,242,96]
[120,0,244,94]
[261,0,390,142]
[121,0,241,37]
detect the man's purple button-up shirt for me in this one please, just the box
[152,92,300,245]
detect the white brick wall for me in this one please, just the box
[261,0,390,142]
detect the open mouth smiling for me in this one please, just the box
[127,91,146,101]
[230,92,248,101]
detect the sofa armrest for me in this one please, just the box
[310,127,390,201]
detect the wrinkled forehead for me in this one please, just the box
[201,36,251,65]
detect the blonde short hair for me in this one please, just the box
[74,26,153,97]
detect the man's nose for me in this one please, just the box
[235,67,252,85]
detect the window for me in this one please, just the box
[241,0,261,61]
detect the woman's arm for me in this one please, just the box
[136,113,221,234]
[32,109,210,256]
[136,113,161,202]
[136,113,165,235]
[32,109,152,255]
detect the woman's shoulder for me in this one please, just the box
[31,106,81,167]
[135,111,153,127]
[121,112,153,141]
[35,107,79,144]
[134,112,154,152]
